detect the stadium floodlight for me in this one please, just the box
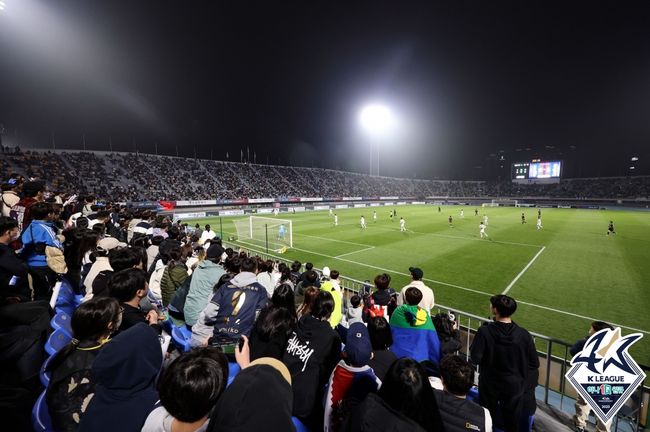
[360,104,393,136]
[631,156,639,162]
[629,166,636,170]
[0,1,5,11]
[359,103,394,176]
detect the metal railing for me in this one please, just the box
[222,239,649,431]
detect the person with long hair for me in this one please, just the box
[297,286,319,319]
[347,358,446,431]
[159,244,189,306]
[249,284,297,360]
[63,228,100,293]
[46,297,121,431]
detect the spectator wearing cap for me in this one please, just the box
[396,267,434,314]
[83,237,126,298]
[183,243,225,327]
[323,322,381,432]
[1,179,20,217]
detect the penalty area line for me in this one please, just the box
[227,236,650,334]
[334,246,376,258]
[502,246,546,295]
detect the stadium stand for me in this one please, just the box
[2,147,649,201]
[1,146,649,431]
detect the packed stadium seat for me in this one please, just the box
[32,390,53,432]
[45,328,72,356]
[50,311,72,336]
[227,362,241,386]
[292,416,310,432]
[171,325,192,352]
[40,355,54,387]
[54,279,82,316]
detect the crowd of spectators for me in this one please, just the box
[2,148,650,202]
[1,176,547,431]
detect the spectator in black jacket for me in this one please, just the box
[470,295,539,432]
[283,290,341,430]
[108,268,161,334]
[434,354,493,432]
[0,216,31,304]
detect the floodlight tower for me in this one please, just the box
[359,103,393,176]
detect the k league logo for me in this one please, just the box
[565,328,646,425]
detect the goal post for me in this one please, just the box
[490,198,519,207]
[232,216,293,251]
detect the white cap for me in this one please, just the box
[322,266,330,277]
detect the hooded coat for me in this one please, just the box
[79,323,162,432]
[183,260,224,326]
[207,363,295,432]
[283,314,341,421]
[345,393,427,432]
[470,320,539,432]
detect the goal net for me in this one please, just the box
[485,199,519,207]
[232,216,293,251]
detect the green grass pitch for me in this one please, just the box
[185,205,650,364]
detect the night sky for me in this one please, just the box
[1,1,649,179]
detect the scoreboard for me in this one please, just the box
[512,160,562,183]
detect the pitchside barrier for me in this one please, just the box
[223,240,649,430]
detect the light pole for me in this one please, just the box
[359,103,393,176]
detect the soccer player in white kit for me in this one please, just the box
[483,215,489,226]
[329,208,333,216]
[373,211,377,222]
[360,216,367,229]
[334,214,338,226]
[479,221,488,238]
[400,217,406,232]
[536,217,543,230]
[460,209,464,218]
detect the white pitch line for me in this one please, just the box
[294,232,375,248]
[335,246,376,259]
[371,225,542,248]
[517,301,650,335]
[231,236,489,296]
[502,246,546,295]
[229,237,649,334]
